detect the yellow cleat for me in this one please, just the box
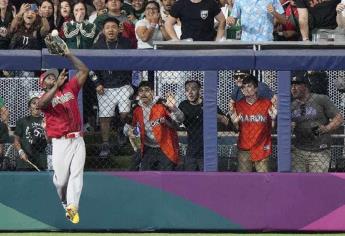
[66,205,80,224]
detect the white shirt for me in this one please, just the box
[135,18,164,49]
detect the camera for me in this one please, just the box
[30,4,38,12]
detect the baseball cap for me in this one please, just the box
[291,71,310,85]
[28,96,39,108]
[39,69,59,88]
[234,70,251,79]
[234,70,250,75]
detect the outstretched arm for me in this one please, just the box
[65,52,89,87]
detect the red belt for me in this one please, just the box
[62,132,83,139]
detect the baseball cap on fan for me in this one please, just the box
[291,71,310,85]
[39,69,59,88]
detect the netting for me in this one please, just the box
[0,70,344,172]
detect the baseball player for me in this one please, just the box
[37,48,89,224]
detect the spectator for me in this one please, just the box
[94,0,127,26]
[227,0,284,41]
[128,0,145,24]
[63,0,98,134]
[0,0,15,49]
[165,0,226,41]
[121,0,133,16]
[129,81,183,170]
[39,0,55,31]
[160,0,174,22]
[295,0,340,41]
[55,0,72,37]
[68,0,95,16]
[94,0,137,48]
[158,0,181,39]
[336,2,345,30]
[228,75,277,172]
[0,96,9,169]
[14,97,47,171]
[0,96,9,126]
[281,0,299,41]
[291,71,343,172]
[221,0,241,40]
[9,3,50,49]
[92,17,133,158]
[89,0,106,23]
[63,1,97,49]
[231,70,274,101]
[178,80,230,171]
[135,1,169,49]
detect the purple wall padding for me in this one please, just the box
[113,172,345,231]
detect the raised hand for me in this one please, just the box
[228,99,240,124]
[18,3,30,17]
[56,69,68,88]
[267,3,275,15]
[164,92,176,110]
[337,3,345,13]
[226,16,236,26]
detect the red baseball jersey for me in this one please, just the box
[235,98,272,161]
[41,77,82,138]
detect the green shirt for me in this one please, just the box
[224,6,242,40]
[63,21,97,49]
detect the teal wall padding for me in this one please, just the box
[0,172,239,231]
[2,172,345,231]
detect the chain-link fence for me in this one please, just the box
[0,75,50,171]
[0,70,344,172]
[290,71,344,173]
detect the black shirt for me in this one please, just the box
[14,116,47,157]
[179,100,203,158]
[170,0,221,41]
[295,0,340,30]
[93,37,132,88]
[178,100,225,158]
[0,121,8,144]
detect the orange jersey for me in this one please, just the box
[235,98,272,161]
[133,103,180,164]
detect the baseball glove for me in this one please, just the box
[44,33,69,56]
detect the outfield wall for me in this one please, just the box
[1,172,345,231]
[1,49,345,231]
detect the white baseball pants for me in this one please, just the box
[52,136,86,210]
